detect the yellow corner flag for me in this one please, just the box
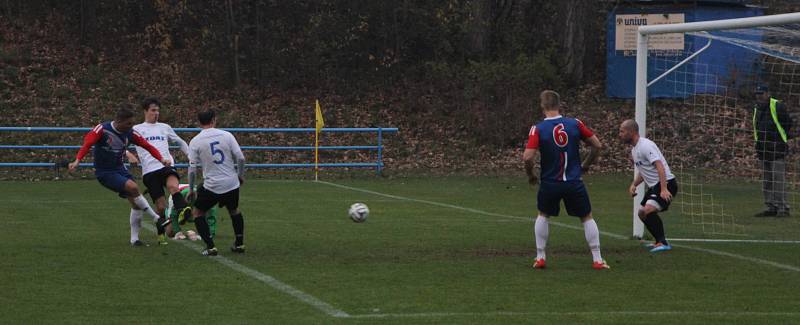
[314,99,324,181]
[315,99,325,133]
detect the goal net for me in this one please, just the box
[634,13,800,243]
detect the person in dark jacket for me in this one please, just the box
[753,84,793,217]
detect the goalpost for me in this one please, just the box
[633,12,800,241]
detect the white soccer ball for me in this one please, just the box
[348,203,369,223]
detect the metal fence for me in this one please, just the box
[0,127,398,174]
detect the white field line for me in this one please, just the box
[670,238,800,244]
[142,224,350,318]
[350,311,800,318]
[318,181,800,273]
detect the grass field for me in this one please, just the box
[1,174,799,324]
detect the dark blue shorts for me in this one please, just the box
[537,181,592,217]
[96,169,134,198]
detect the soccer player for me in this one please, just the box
[523,90,608,270]
[126,97,192,245]
[68,104,173,246]
[619,119,678,253]
[187,109,247,256]
[165,183,218,240]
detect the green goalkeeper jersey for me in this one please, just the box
[166,185,217,237]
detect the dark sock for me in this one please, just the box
[156,213,166,235]
[641,216,657,241]
[172,192,188,211]
[194,215,215,249]
[644,213,668,245]
[231,212,244,246]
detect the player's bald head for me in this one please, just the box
[619,119,640,145]
[621,119,639,132]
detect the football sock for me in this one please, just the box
[172,192,189,211]
[534,215,549,260]
[132,195,160,222]
[130,208,143,243]
[583,218,603,262]
[644,213,668,245]
[194,214,215,249]
[230,212,244,246]
[642,214,658,241]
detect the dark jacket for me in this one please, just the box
[755,99,793,161]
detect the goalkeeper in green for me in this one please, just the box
[165,184,217,240]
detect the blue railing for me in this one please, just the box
[0,127,398,174]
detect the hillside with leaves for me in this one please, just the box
[2,1,793,177]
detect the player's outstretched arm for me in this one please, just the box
[69,126,103,172]
[581,135,603,171]
[131,132,168,165]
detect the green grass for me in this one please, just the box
[1,175,799,324]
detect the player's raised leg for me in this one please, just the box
[166,174,191,223]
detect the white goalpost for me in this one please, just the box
[633,12,800,240]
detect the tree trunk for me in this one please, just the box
[234,34,240,87]
[256,0,263,87]
[226,0,239,87]
[468,0,492,58]
[559,0,592,85]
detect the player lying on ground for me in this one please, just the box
[164,184,218,240]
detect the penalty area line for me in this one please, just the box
[348,311,800,318]
[318,181,800,273]
[670,238,800,244]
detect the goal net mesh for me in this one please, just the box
[644,23,800,241]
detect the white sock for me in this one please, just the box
[132,195,160,221]
[583,218,603,262]
[535,215,549,260]
[130,208,143,243]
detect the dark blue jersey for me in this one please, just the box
[525,116,594,183]
[75,122,163,173]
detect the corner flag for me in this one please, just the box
[315,100,325,133]
[314,100,324,181]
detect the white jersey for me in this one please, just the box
[632,137,675,188]
[133,122,189,175]
[189,128,245,194]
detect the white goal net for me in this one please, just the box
[635,13,800,242]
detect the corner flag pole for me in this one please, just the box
[315,99,324,181]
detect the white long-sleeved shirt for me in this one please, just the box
[133,122,189,175]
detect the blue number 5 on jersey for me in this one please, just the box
[210,141,225,164]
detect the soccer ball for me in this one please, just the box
[348,203,369,223]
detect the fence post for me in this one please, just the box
[377,127,383,175]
